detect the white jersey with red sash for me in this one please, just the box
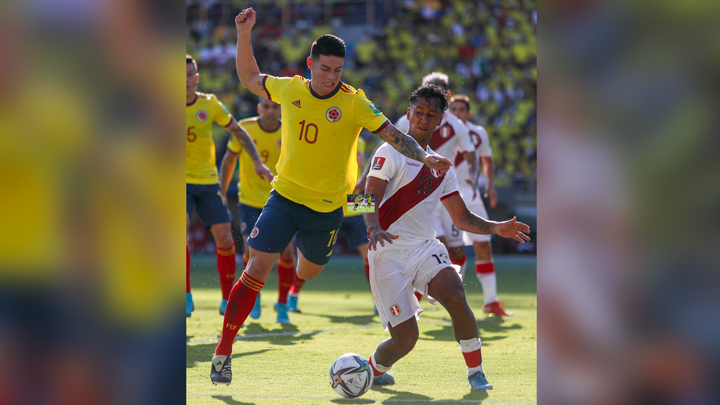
[368,143,459,247]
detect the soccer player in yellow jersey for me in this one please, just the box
[211,8,452,385]
[186,55,273,319]
[218,97,297,324]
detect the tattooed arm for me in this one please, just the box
[442,193,531,243]
[375,123,452,174]
[234,8,268,99]
[224,118,274,182]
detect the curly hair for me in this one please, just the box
[409,84,449,112]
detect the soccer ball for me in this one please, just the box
[329,353,373,398]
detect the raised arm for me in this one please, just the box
[224,118,274,182]
[481,156,497,208]
[441,194,530,243]
[463,151,479,200]
[362,176,398,250]
[234,8,268,99]
[375,123,452,174]
[219,149,239,198]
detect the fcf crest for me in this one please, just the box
[197,110,208,122]
[326,107,342,122]
[390,304,401,316]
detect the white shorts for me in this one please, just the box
[432,204,464,248]
[462,196,492,244]
[368,239,455,330]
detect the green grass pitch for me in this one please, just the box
[186,254,536,404]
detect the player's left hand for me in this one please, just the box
[254,163,274,183]
[495,216,531,243]
[422,154,452,175]
[485,186,498,208]
[367,226,399,251]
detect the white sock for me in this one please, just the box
[467,364,484,377]
[477,271,497,304]
[370,352,392,375]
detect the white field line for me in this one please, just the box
[187,393,536,403]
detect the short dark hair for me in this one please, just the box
[310,34,346,61]
[410,84,449,112]
[186,54,197,70]
[449,94,471,112]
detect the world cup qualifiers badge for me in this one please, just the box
[326,107,342,122]
[197,110,208,122]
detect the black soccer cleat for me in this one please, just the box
[210,355,232,386]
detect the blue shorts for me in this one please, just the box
[238,204,263,237]
[247,191,343,265]
[341,215,369,249]
[186,183,231,227]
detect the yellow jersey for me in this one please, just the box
[186,92,233,184]
[262,75,389,212]
[344,137,366,217]
[227,117,282,209]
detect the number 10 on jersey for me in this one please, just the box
[298,120,318,144]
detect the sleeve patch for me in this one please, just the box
[371,156,386,170]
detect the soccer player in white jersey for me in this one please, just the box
[363,85,531,390]
[449,95,511,317]
[395,72,478,281]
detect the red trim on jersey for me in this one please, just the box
[440,190,459,201]
[454,151,464,167]
[469,130,482,149]
[379,165,446,230]
[222,118,234,128]
[429,123,456,151]
[372,120,389,134]
[262,75,272,100]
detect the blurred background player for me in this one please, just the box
[186,54,273,318]
[395,72,478,283]
[363,84,531,390]
[449,94,510,317]
[219,97,296,324]
[211,8,452,386]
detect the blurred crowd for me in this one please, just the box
[186,0,536,186]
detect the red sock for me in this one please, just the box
[216,272,264,356]
[475,261,495,275]
[451,254,467,267]
[289,273,305,295]
[216,244,237,300]
[414,291,423,302]
[186,244,191,293]
[462,350,482,368]
[276,258,295,304]
[364,260,370,285]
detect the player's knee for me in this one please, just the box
[296,267,320,281]
[441,285,467,310]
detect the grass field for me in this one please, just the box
[345,204,375,213]
[187,254,536,404]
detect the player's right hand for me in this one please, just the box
[495,216,531,243]
[235,8,256,33]
[367,226,399,251]
[422,154,451,175]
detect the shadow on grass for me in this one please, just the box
[210,395,256,405]
[302,312,378,326]
[419,318,522,343]
[462,389,490,402]
[186,344,275,368]
[369,385,432,402]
